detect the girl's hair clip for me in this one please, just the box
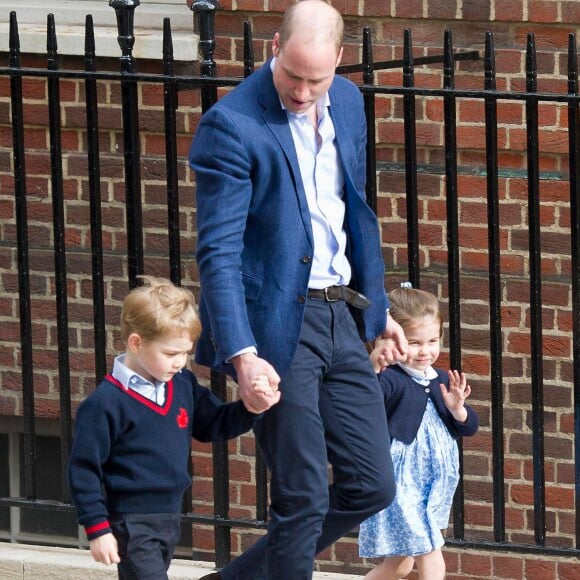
[400,281,413,289]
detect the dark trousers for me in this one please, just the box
[110,512,181,580]
[222,299,395,580]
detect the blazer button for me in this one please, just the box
[298,295,306,304]
[425,387,430,393]
[302,255,311,264]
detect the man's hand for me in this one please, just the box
[89,532,120,565]
[233,353,281,413]
[379,313,408,366]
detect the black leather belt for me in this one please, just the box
[307,286,371,309]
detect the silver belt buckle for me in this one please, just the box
[324,287,340,302]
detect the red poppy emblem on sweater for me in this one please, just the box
[176,408,189,429]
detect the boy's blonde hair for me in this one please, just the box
[388,287,444,337]
[120,276,201,344]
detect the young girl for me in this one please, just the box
[358,285,478,580]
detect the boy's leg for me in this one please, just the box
[111,513,181,580]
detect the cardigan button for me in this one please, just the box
[425,387,430,393]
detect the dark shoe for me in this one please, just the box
[198,573,221,580]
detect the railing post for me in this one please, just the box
[84,14,107,381]
[567,32,580,551]
[188,1,230,568]
[361,27,376,214]
[110,0,144,288]
[46,12,73,502]
[402,28,420,288]
[484,30,506,545]
[442,28,465,540]
[525,32,546,547]
[190,0,219,111]
[9,10,36,500]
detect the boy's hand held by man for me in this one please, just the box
[233,353,281,414]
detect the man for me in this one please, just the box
[189,2,407,578]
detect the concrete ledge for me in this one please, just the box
[0,543,363,579]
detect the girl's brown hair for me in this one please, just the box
[388,287,444,337]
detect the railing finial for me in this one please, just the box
[189,0,219,78]
[109,0,140,72]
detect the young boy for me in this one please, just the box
[68,276,279,579]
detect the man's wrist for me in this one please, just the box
[231,351,258,372]
[226,346,257,364]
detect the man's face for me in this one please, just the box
[272,32,342,118]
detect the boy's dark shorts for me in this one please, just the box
[110,512,181,580]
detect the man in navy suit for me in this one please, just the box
[190,2,407,578]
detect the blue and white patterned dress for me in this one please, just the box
[358,369,460,558]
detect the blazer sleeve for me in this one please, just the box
[189,105,257,363]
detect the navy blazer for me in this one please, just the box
[189,60,389,380]
[380,365,479,444]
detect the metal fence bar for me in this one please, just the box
[362,27,377,214]
[111,0,144,289]
[525,33,546,547]
[191,1,232,567]
[84,15,107,383]
[2,4,580,565]
[442,30,465,540]
[484,31,506,544]
[8,11,36,500]
[402,29,420,288]
[568,32,580,552]
[46,13,73,502]
[162,18,182,286]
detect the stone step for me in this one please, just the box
[0,542,364,579]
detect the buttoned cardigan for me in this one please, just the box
[379,365,479,444]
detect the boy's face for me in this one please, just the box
[125,332,194,383]
[403,315,441,373]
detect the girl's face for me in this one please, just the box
[403,315,441,373]
[125,332,194,383]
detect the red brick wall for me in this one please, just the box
[2,1,580,577]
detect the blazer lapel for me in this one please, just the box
[328,84,357,188]
[257,63,313,246]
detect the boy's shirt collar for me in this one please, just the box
[112,354,167,406]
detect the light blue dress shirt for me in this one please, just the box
[286,99,350,288]
[273,57,351,289]
[112,354,167,406]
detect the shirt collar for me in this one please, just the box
[112,354,165,391]
[397,362,438,385]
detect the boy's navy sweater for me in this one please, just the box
[380,365,479,444]
[68,368,258,541]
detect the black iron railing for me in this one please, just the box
[0,0,579,570]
